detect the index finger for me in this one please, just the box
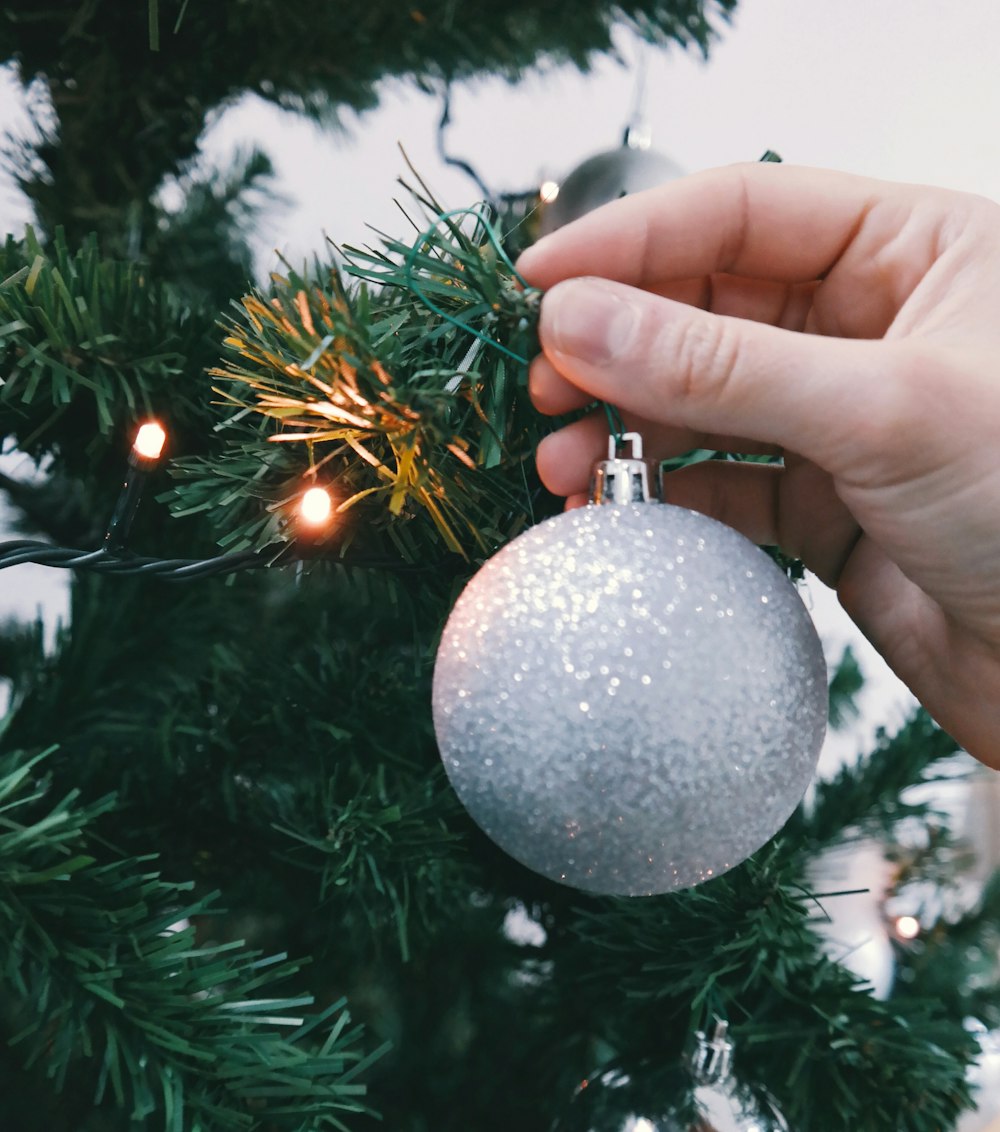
[516,162,887,290]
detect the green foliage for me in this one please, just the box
[893,867,1000,1029]
[797,711,962,847]
[828,644,864,730]
[560,845,975,1132]
[0,747,386,1131]
[0,562,472,969]
[168,196,552,561]
[272,763,467,962]
[148,148,286,310]
[0,227,207,474]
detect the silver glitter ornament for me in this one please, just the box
[432,436,827,895]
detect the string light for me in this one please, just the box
[105,419,169,550]
[0,427,437,581]
[4,195,540,583]
[539,180,560,203]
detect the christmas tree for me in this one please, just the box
[1,3,999,1129]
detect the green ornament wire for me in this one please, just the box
[404,206,537,367]
[406,205,627,447]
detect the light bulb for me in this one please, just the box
[300,486,333,526]
[539,180,560,203]
[133,421,166,461]
[895,915,921,940]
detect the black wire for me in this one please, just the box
[0,540,446,581]
[0,540,274,581]
[436,85,496,207]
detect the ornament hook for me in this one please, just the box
[607,432,644,460]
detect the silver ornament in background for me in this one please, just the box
[539,126,684,236]
[432,435,827,896]
[563,1021,789,1132]
[662,1022,790,1132]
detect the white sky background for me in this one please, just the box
[3,0,1000,772]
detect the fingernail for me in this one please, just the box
[544,279,640,364]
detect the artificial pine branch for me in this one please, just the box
[165,183,805,583]
[892,866,1000,1028]
[827,644,864,731]
[169,196,549,562]
[0,747,386,1131]
[797,709,962,847]
[0,228,212,475]
[271,762,469,962]
[0,563,476,970]
[556,846,976,1132]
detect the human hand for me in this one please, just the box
[516,163,1000,768]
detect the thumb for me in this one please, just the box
[538,277,905,474]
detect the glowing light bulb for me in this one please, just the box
[106,420,168,548]
[133,421,167,461]
[300,486,333,526]
[539,180,560,204]
[895,915,921,940]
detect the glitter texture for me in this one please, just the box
[432,503,828,896]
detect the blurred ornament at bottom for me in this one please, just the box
[559,1023,788,1132]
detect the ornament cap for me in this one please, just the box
[590,432,660,505]
[623,121,653,150]
[691,1019,734,1084]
